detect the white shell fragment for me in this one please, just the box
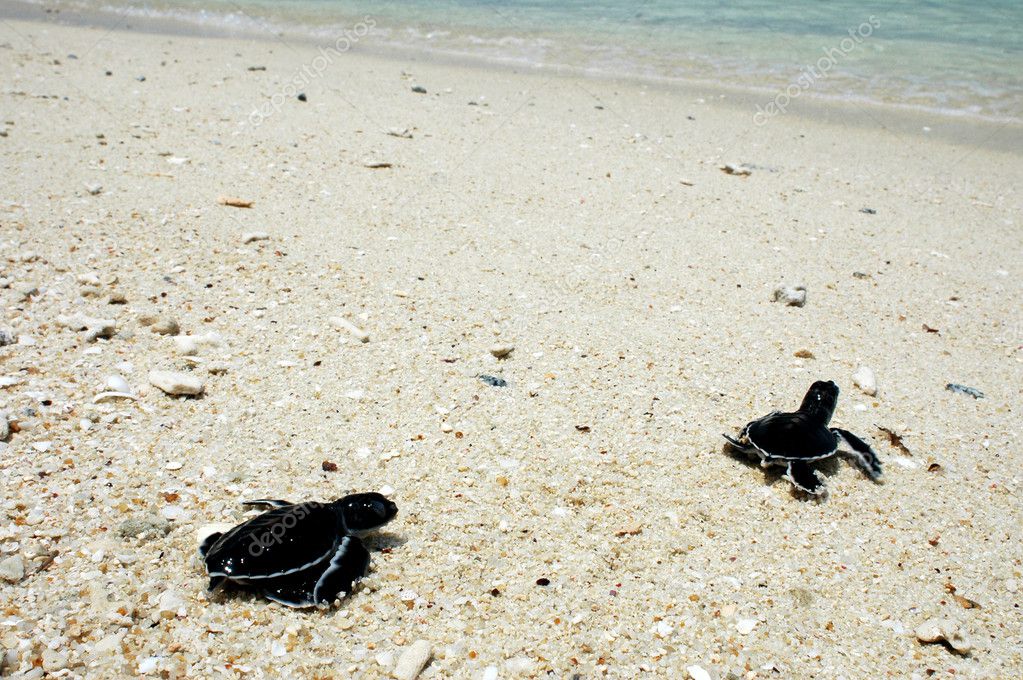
[174,332,225,356]
[149,370,205,396]
[242,231,270,244]
[106,375,132,393]
[736,618,758,634]
[915,618,973,654]
[687,665,712,680]
[853,366,878,396]
[391,640,432,680]
[331,317,370,343]
[772,284,807,307]
[56,313,116,341]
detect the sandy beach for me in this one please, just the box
[0,9,1021,679]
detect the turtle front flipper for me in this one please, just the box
[312,535,370,604]
[242,499,293,509]
[832,428,883,481]
[785,461,826,496]
[261,536,370,608]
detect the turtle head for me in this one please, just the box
[336,492,398,534]
[798,380,839,425]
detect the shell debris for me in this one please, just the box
[331,317,370,343]
[391,640,432,680]
[915,618,973,655]
[772,284,806,307]
[853,366,878,396]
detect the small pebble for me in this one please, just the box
[853,366,878,396]
[149,370,205,396]
[489,343,514,358]
[0,554,24,582]
[156,589,186,618]
[946,383,984,399]
[479,374,507,387]
[391,640,432,680]
[772,284,806,307]
[174,332,224,355]
[0,328,16,346]
[147,317,180,335]
[242,231,270,244]
[118,515,171,540]
[84,182,103,195]
[410,85,427,94]
[721,163,752,176]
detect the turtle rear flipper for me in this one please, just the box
[262,536,370,608]
[785,461,826,496]
[199,532,223,559]
[722,433,752,453]
[833,428,882,480]
[242,499,293,509]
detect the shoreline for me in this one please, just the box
[3,0,1022,155]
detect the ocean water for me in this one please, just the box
[27,0,1023,121]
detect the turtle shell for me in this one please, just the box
[747,411,838,462]
[204,502,343,582]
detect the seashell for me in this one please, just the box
[106,375,132,393]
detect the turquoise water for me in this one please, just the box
[41,0,1023,120]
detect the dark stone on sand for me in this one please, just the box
[479,374,507,388]
[297,93,307,101]
[411,85,427,94]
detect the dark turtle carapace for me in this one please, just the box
[200,492,398,607]
[723,380,882,496]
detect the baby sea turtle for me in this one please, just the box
[723,380,882,496]
[199,492,398,608]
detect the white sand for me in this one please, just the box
[0,14,1021,679]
